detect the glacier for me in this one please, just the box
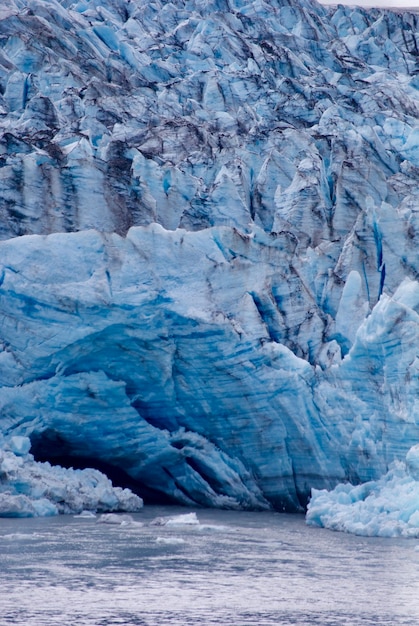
[1,225,419,517]
[1,0,419,529]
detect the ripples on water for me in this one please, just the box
[1,506,419,626]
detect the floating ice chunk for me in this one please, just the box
[151,512,200,527]
[197,524,232,533]
[150,516,171,526]
[165,513,200,526]
[306,446,419,537]
[74,510,97,519]
[96,513,142,526]
[97,513,134,525]
[121,520,144,528]
[150,513,229,532]
[155,536,186,545]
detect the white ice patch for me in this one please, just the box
[96,513,144,528]
[150,512,231,534]
[73,510,97,519]
[151,512,200,527]
[3,533,43,540]
[306,445,419,537]
[165,513,200,527]
[155,536,186,545]
[97,513,139,525]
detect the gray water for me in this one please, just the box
[1,506,419,626]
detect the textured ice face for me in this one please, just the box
[1,226,419,513]
[0,0,418,248]
[1,0,419,518]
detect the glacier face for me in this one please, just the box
[1,225,419,512]
[1,0,419,516]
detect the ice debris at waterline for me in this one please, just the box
[94,511,228,534]
[0,436,143,517]
[306,445,419,538]
[96,511,199,527]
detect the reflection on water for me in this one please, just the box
[1,506,419,626]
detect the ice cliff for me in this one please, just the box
[1,0,419,518]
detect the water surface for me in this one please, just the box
[1,506,418,625]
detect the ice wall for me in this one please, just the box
[1,226,419,511]
[1,0,419,513]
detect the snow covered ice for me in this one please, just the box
[1,0,419,532]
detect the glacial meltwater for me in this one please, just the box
[1,506,418,626]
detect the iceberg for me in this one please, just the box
[0,0,419,527]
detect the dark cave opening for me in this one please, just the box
[29,429,176,506]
